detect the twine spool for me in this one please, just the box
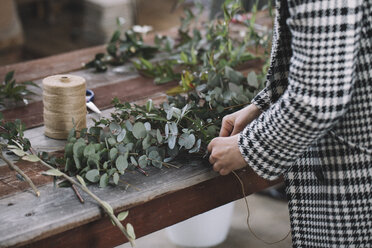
[43,74,87,139]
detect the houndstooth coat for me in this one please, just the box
[238,0,372,247]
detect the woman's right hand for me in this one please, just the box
[219,104,262,137]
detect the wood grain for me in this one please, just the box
[0,46,105,83]
[0,158,281,248]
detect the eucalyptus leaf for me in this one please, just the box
[86,169,100,183]
[117,129,127,142]
[125,120,133,131]
[22,154,40,162]
[118,211,129,221]
[247,71,259,89]
[116,155,128,173]
[84,144,96,157]
[132,122,146,139]
[99,173,109,188]
[168,135,176,149]
[43,169,63,177]
[76,175,87,187]
[109,147,118,160]
[113,172,119,185]
[126,223,136,239]
[10,149,27,157]
[102,201,114,215]
[138,155,147,168]
[156,129,163,143]
[109,122,122,135]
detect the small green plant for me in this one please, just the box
[0,71,39,107]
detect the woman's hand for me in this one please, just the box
[207,134,247,175]
[208,104,262,175]
[219,104,262,137]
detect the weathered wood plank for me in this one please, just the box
[0,46,105,83]
[0,159,280,248]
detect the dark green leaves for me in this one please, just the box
[1,71,39,107]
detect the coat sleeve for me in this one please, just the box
[239,0,362,180]
[251,0,292,111]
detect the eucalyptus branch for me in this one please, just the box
[35,156,136,247]
[0,146,40,197]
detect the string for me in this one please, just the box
[43,75,87,139]
[231,170,291,245]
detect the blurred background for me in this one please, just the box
[0,0,269,66]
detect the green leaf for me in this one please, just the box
[99,173,109,188]
[102,201,114,215]
[125,120,133,131]
[130,156,138,166]
[132,122,146,139]
[10,149,27,157]
[108,138,116,146]
[43,169,63,177]
[76,175,87,187]
[86,169,100,183]
[144,122,151,131]
[168,135,176,149]
[180,51,188,63]
[64,143,74,158]
[156,129,163,143]
[117,129,127,142]
[73,142,86,158]
[247,71,259,89]
[138,155,147,168]
[117,211,129,221]
[22,154,40,162]
[126,223,136,240]
[109,122,122,135]
[84,144,96,157]
[146,99,154,112]
[5,71,14,83]
[109,147,118,160]
[116,155,128,173]
[73,155,81,169]
[113,172,119,185]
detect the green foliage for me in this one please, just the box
[0,71,39,107]
[85,21,159,72]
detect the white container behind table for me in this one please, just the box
[165,202,235,247]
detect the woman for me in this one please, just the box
[208,0,372,246]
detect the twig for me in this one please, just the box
[0,149,40,197]
[135,165,149,176]
[71,184,84,203]
[119,179,141,191]
[35,155,135,247]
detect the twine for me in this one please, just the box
[231,170,291,245]
[43,75,87,140]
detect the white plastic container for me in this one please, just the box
[165,202,235,247]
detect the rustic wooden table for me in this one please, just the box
[0,30,280,248]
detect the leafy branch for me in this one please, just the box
[0,113,136,246]
[0,71,39,107]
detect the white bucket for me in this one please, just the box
[165,202,235,247]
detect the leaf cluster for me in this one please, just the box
[0,71,39,107]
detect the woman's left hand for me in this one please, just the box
[207,134,247,175]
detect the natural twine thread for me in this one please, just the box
[43,74,87,139]
[231,170,291,245]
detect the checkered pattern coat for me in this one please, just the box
[238,0,372,246]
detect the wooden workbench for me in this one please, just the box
[0,35,281,248]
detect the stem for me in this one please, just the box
[135,165,149,176]
[36,154,135,247]
[71,184,84,203]
[0,149,40,197]
[147,158,180,169]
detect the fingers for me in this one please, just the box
[219,116,233,137]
